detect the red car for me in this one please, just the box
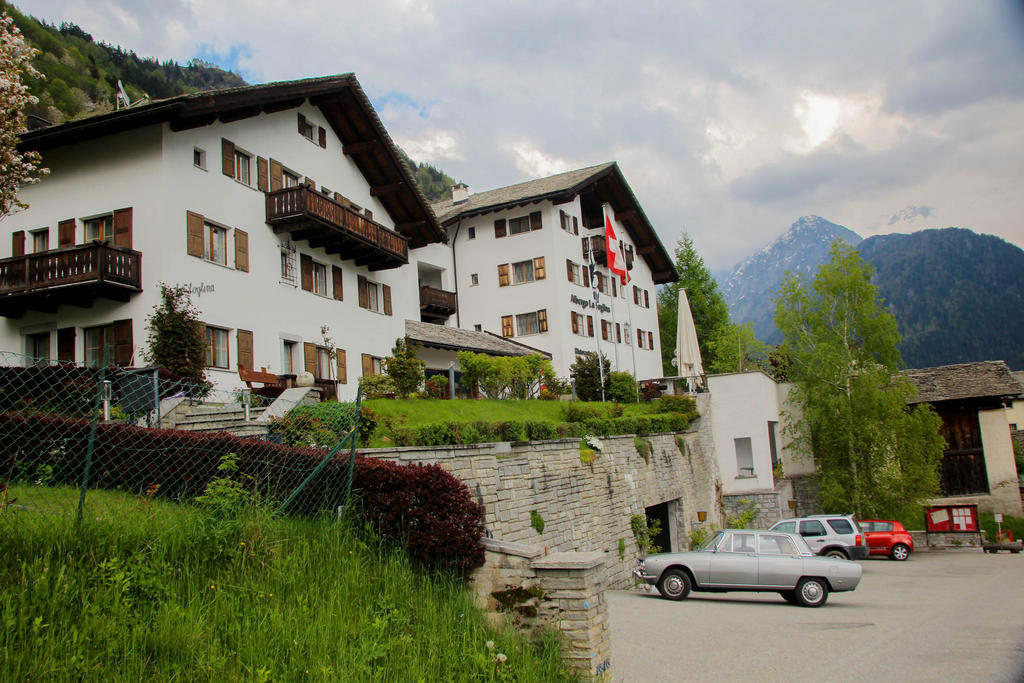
[859,520,914,560]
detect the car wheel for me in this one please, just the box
[656,569,692,601]
[890,544,911,561]
[823,549,848,560]
[794,578,829,608]
[778,590,798,604]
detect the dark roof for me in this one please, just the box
[19,74,443,248]
[1013,371,1024,397]
[903,361,1023,404]
[432,162,677,284]
[405,320,551,358]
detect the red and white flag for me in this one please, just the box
[604,205,630,286]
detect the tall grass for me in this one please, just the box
[0,487,576,681]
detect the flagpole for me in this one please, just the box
[588,237,606,402]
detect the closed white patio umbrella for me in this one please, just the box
[676,288,705,391]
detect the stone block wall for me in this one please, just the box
[360,394,720,589]
[722,491,783,528]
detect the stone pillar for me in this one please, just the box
[532,551,611,678]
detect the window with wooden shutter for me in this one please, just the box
[337,350,347,384]
[361,353,374,376]
[560,210,567,231]
[303,342,317,374]
[57,327,75,363]
[494,218,507,238]
[573,216,579,235]
[358,275,369,309]
[299,254,313,291]
[113,319,133,366]
[58,219,75,247]
[533,256,546,280]
[221,138,235,177]
[112,208,133,248]
[237,329,254,371]
[257,157,269,192]
[633,286,640,305]
[12,231,24,257]
[498,263,510,287]
[637,329,644,347]
[186,211,203,257]
[269,159,283,192]
[612,277,617,297]
[616,323,621,343]
[538,309,548,332]
[566,259,574,283]
[501,315,514,337]
[530,211,542,230]
[383,284,392,316]
[601,320,609,341]
[587,316,594,337]
[332,266,344,301]
[644,290,650,308]
[234,229,249,272]
[318,126,327,148]
[648,331,654,349]
[571,312,579,335]
[582,267,590,288]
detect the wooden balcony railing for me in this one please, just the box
[582,235,607,266]
[0,242,142,316]
[419,285,457,321]
[266,186,408,270]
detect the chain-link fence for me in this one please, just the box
[0,351,360,533]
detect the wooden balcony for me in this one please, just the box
[266,186,408,271]
[0,242,142,317]
[419,285,457,322]
[582,235,607,266]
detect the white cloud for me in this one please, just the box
[505,143,573,179]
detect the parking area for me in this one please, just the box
[607,550,1024,682]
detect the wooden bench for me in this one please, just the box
[238,366,285,399]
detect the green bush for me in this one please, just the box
[561,402,606,423]
[607,371,637,403]
[570,352,610,401]
[980,513,1024,542]
[386,337,426,398]
[658,395,697,415]
[359,374,396,399]
[525,421,557,441]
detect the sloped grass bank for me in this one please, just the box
[0,487,576,681]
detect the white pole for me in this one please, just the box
[588,240,606,402]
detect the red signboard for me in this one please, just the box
[925,505,979,532]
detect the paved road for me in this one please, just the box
[607,550,1024,682]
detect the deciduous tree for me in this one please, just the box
[145,283,207,384]
[774,242,944,519]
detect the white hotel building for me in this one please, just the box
[0,74,675,396]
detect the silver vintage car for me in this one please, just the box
[633,529,863,607]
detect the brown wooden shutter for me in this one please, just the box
[582,267,590,289]
[336,349,347,384]
[234,229,249,272]
[497,263,510,287]
[612,278,617,297]
[601,320,608,341]
[538,309,548,332]
[58,219,75,247]
[644,290,650,308]
[303,342,316,374]
[12,231,24,256]
[573,216,579,235]
[297,112,307,135]
[587,315,594,337]
[501,315,514,337]
[533,256,545,280]
[530,211,542,230]
[382,284,392,316]
[269,159,283,192]
[648,331,654,349]
[112,207,132,248]
[571,312,579,334]
[361,353,374,376]
[637,329,643,347]
[57,327,75,363]
[318,126,327,148]
[186,211,204,258]
[494,219,507,238]
[566,259,574,283]
[113,318,133,366]
[332,266,344,301]
[300,254,313,291]
[221,138,235,177]
[560,210,566,230]
[237,329,254,372]
[257,157,269,192]
[616,323,621,343]
[596,272,603,292]
[633,286,639,305]
[358,275,369,309]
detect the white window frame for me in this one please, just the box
[299,117,315,142]
[367,280,382,313]
[283,170,300,188]
[193,147,206,170]
[312,261,328,296]
[234,149,251,185]
[84,214,112,242]
[204,221,228,265]
[30,228,49,253]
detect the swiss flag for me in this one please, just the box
[605,207,630,285]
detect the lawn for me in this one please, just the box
[0,484,577,681]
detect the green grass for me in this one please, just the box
[0,485,577,681]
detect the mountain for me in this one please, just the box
[858,229,1024,370]
[719,215,863,344]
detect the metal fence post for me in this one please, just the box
[76,365,105,527]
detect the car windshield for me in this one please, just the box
[698,531,725,551]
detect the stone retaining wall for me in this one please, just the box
[722,491,783,528]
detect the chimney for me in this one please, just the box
[452,182,469,203]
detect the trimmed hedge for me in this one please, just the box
[0,412,484,578]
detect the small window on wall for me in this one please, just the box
[508,215,531,235]
[84,215,112,242]
[316,346,331,380]
[517,312,540,336]
[234,149,251,185]
[193,147,206,169]
[26,331,50,366]
[312,261,328,296]
[512,259,535,284]
[31,229,48,253]
[467,227,476,240]
[734,437,754,477]
[470,273,479,286]
[205,222,228,264]
[206,326,229,369]
[280,243,297,286]
[284,170,300,188]
[474,324,482,332]
[281,339,297,374]
[84,325,114,368]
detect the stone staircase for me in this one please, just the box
[164,402,271,439]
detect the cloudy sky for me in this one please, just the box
[17,0,1024,269]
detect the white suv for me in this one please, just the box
[769,515,870,560]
